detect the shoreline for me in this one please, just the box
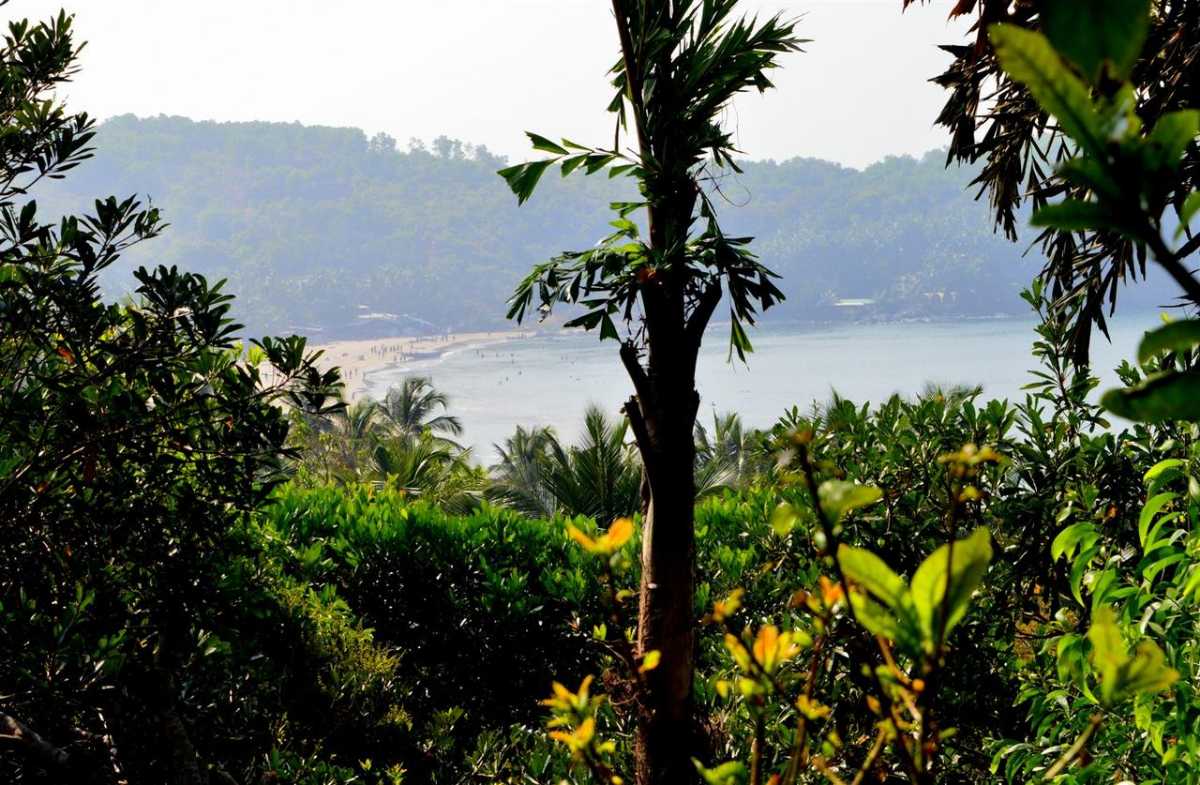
[312,329,538,400]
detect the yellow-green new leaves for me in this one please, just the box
[566,517,635,555]
[543,674,600,720]
[693,760,747,785]
[723,624,809,677]
[1088,608,1178,706]
[543,675,619,763]
[817,480,882,525]
[838,528,993,657]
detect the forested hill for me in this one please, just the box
[34,114,1168,338]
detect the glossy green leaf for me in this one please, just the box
[1143,458,1185,482]
[1138,492,1176,548]
[990,24,1105,159]
[1031,199,1110,232]
[837,544,905,609]
[818,480,882,524]
[1101,370,1200,423]
[1138,319,1200,364]
[1042,0,1150,82]
[1145,111,1200,172]
[1177,191,1200,238]
[846,591,901,641]
[909,527,994,648]
[1051,522,1099,562]
[769,501,799,537]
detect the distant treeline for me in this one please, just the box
[34,115,1172,338]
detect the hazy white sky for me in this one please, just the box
[15,0,971,167]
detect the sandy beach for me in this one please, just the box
[311,329,537,400]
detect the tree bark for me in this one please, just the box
[633,451,699,785]
[626,337,704,785]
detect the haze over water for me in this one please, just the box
[366,314,1165,460]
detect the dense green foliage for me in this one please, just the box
[29,114,1144,338]
[8,1,1200,784]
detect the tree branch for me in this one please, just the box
[0,713,72,771]
[1148,231,1200,306]
[620,340,652,404]
[685,281,723,347]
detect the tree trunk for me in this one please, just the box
[628,359,702,785]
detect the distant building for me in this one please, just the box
[833,298,876,308]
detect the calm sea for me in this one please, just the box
[365,314,1164,461]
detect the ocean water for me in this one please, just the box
[364,314,1165,461]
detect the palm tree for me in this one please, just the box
[490,408,765,520]
[369,432,482,514]
[488,425,559,519]
[694,411,760,494]
[379,377,463,442]
[541,405,642,523]
[314,398,386,480]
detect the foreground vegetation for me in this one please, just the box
[5,0,1200,784]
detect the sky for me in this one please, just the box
[14,0,972,168]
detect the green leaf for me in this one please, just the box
[1031,199,1110,232]
[1088,607,1126,704]
[837,544,905,610]
[1145,111,1200,172]
[1177,191,1200,238]
[1143,458,1185,483]
[497,159,555,205]
[693,760,747,785]
[599,314,619,341]
[1138,319,1200,364]
[1051,522,1098,562]
[770,501,799,537]
[1058,157,1122,200]
[847,591,902,641]
[728,317,754,363]
[1101,370,1200,423]
[1042,0,1150,82]
[1119,641,1179,699]
[525,132,568,156]
[1088,607,1178,705]
[989,24,1105,159]
[1138,492,1176,548]
[909,527,993,648]
[818,480,882,524]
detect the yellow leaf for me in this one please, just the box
[566,524,599,552]
[639,649,661,673]
[818,576,843,607]
[713,588,745,622]
[567,518,636,555]
[796,695,831,720]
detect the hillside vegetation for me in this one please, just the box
[33,114,1110,337]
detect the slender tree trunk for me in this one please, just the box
[627,342,703,785]
[635,454,698,784]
